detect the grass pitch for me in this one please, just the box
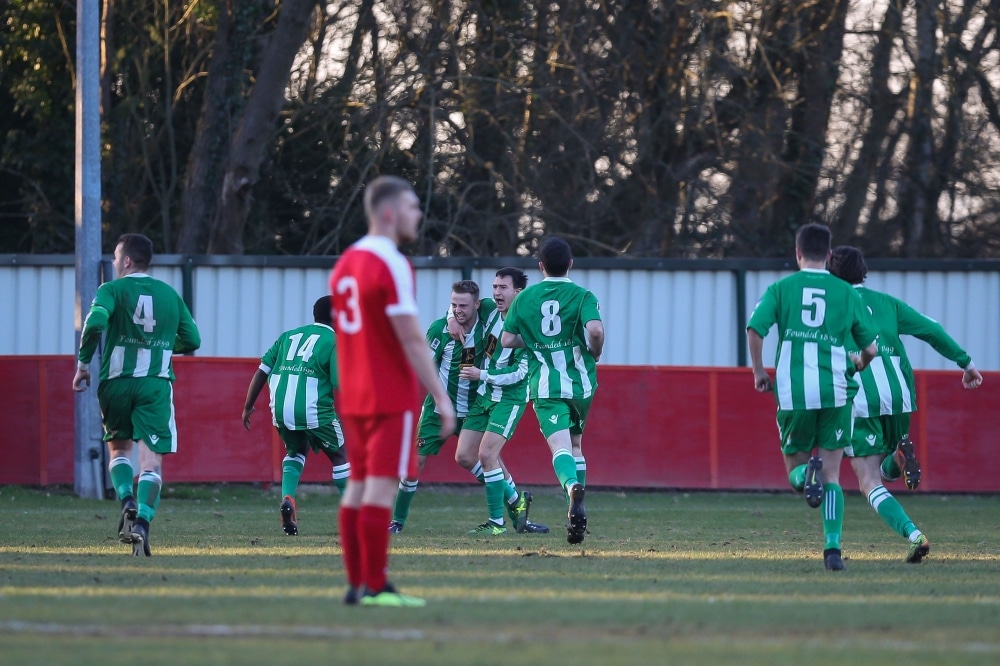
[1,484,998,665]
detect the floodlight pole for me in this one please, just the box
[74,0,104,500]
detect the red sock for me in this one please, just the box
[338,505,362,589]
[358,504,391,593]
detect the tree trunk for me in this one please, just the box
[208,0,317,254]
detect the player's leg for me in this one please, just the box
[853,416,929,562]
[881,415,920,490]
[97,380,139,542]
[817,405,852,571]
[313,419,350,492]
[277,427,308,535]
[337,415,368,604]
[390,405,440,532]
[470,429,508,534]
[128,378,175,557]
[777,408,823,507]
[358,410,425,607]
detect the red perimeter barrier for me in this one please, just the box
[1,356,995,492]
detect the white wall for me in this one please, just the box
[2,262,996,370]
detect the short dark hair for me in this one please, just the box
[117,233,153,269]
[795,223,831,262]
[495,266,528,290]
[364,175,415,219]
[313,295,333,326]
[828,246,868,286]
[452,279,480,300]
[538,237,572,277]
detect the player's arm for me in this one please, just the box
[242,368,269,430]
[473,352,529,386]
[895,302,982,388]
[73,286,114,392]
[585,319,605,362]
[174,297,201,354]
[392,313,456,437]
[746,328,771,392]
[850,293,879,372]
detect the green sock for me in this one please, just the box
[552,449,579,497]
[392,480,418,524]
[332,462,350,493]
[281,454,305,498]
[867,485,916,538]
[484,468,506,524]
[109,456,135,501]
[822,483,844,550]
[788,464,806,491]
[574,456,587,487]
[881,455,901,481]
[136,471,162,524]
[470,462,485,484]
[504,478,519,506]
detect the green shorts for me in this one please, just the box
[776,404,853,456]
[847,413,911,458]
[97,377,177,454]
[462,393,527,440]
[532,397,593,440]
[276,419,345,458]
[415,404,463,456]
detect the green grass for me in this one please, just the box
[1,484,999,665]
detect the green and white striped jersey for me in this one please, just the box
[78,273,201,381]
[260,322,339,430]
[747,268,877,410]
[847,286,971,418]
[476,304,529,403]
[502,276,601,400]
[424,306,492,417]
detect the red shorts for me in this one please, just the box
[339,410,418,481]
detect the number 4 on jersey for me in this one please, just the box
[132,295,157,333]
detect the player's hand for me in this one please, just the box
[446,315,465,344]
[72,367,91,392]
[458,366,480,381]
[752,368,772,393]
[963,367,983,389]
[242,407,254,430]
[435,397,457,439]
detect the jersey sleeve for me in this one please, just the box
[746,286,777,338]
[582,291,601,323]
[895,298,972,368]
[77,282,117,363]
[328,332,339,389]
[502,296,522,336]
[850,290,878,349]
[425,317,447,364]
[173,295,201,354]
[484,350,529,386]
[259,336,282,375]
[380,256,418,317]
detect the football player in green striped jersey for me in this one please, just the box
[390,280,489,531]
[502,237,604,545]
[242,295,349,536]
[828,246,983,563]
[747,224,878,571]
[455,267,546,536]
[73,234,201,556]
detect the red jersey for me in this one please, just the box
[329,235,422,415]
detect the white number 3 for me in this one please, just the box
[132,295,157,333]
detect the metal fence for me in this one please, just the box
[2,254,998,370]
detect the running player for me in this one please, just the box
[746,223,878,571]
[72,233,201,556]
[241,295,349,536]
[828,245,983,563]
